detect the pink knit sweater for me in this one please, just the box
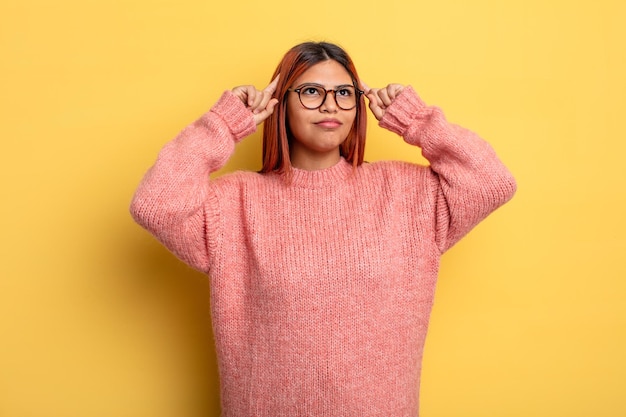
[130,87,516,417]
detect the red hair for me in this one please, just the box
[260,42,367,174]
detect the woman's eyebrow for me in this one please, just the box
[296,82,354,88]
[294,82,324,88]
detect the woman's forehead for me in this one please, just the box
[293,60,352,86]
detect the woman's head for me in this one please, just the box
[261,42,367,173]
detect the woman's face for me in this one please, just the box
[286,60,357,170]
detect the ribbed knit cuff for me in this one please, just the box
[379,86,430,139]
[208,91,257,143]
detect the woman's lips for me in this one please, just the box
[315,118,342,128]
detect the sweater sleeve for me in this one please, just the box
[379,86,517,253]
[129,91,257,272]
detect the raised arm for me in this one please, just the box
[366,84,517,253]
[130,79,278,271]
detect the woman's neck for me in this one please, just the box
[289,149,341,171]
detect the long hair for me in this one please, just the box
[260,42,367,174]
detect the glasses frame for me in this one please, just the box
[287,83,364,111]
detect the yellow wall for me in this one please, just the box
[1,0,624,416]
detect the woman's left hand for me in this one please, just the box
[361,82,405,121]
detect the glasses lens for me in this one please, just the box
[298,85,326,109]
[335,86,357,110]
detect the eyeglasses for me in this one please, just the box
[287,83,364,110]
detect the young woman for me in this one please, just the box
[131,41,516,417]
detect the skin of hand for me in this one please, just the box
[231,75,280,125]
[361,82,405,121]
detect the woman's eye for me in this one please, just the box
[302,87,321,96]
[337,88,353,97]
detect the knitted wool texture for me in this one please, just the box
[130,87,517,417]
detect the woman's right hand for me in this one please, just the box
[231,75,280,125]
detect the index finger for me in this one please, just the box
[264,74,280,94]
[359,80,371,94]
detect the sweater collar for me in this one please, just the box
[283,157,354,189]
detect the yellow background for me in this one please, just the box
[1,0,625,416]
